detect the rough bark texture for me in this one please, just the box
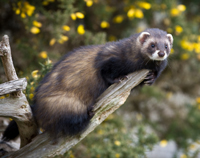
[5,69,148,158]
[0,78,27,96]
[0,35,38,148]
[0,35,21,97]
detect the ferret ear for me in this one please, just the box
[167,34,173,46]
[138,32,150,44]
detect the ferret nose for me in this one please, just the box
[158,52,165,57]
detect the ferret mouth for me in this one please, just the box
[148,50,168,61]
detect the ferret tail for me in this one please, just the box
[2,120,19,141]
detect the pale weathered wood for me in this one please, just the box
[0,35,21,97]
[6,69,149,158]
[0,94,38,148]
[0,78,27,96]
[0,35,38,148]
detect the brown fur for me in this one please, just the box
[2,28,173,139]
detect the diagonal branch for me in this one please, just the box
[6,69,149,158]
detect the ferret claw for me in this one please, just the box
[144,79,154,85]
[145,75,154,80]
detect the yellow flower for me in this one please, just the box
[49,38,56,46]
[181,53,189,60]
[86,0,93,7]
[39,51,48,59]
[180,154,187,158]
[62,25,70,31]
[175,25,183,34]
[71,13,76,20]
[0,96,5,99]
[58,39,64,44]
[26,4,35,16]
[29,93,34,100]
[77,25,85,35]
[196,97,200,103]
[30,86,35,92]
[100,21,110,28]
[76,12,84,19]
[113,15,124,23]
[69,153,75,158]
[30,27,40,34]
[21,12,26,18]
[177,4,186,12]
[160,139,168,147]
[170,8,180,17]
[170,48,174,54]
[33,20,42,27]
[115,153,120,158]
[180,40,193,51]
[193,43,200,53]
[135,9,144,18]
[61,35,68,41]
[31,70,39,78]
[137,1,151,10]
[15,9,20,14]
[114,140,121,146]
[127,8,135,18]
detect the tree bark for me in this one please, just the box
[0,78,27,96]
[5,69,148,158]
[0,35,21,97]
[0,35,38,148]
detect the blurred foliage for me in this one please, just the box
[57,114,158,158]
[1,0,200,157]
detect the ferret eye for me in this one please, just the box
[151,44,155,48]
[165,45,168,49]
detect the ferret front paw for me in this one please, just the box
[143,71,156,85]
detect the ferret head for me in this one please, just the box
[137,28,173,61]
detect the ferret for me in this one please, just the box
[2,28,173,140]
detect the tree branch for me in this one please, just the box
[0,35,38,148]
[6,69,149,158]
[0,35,21,97]
[0,78,27,96]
